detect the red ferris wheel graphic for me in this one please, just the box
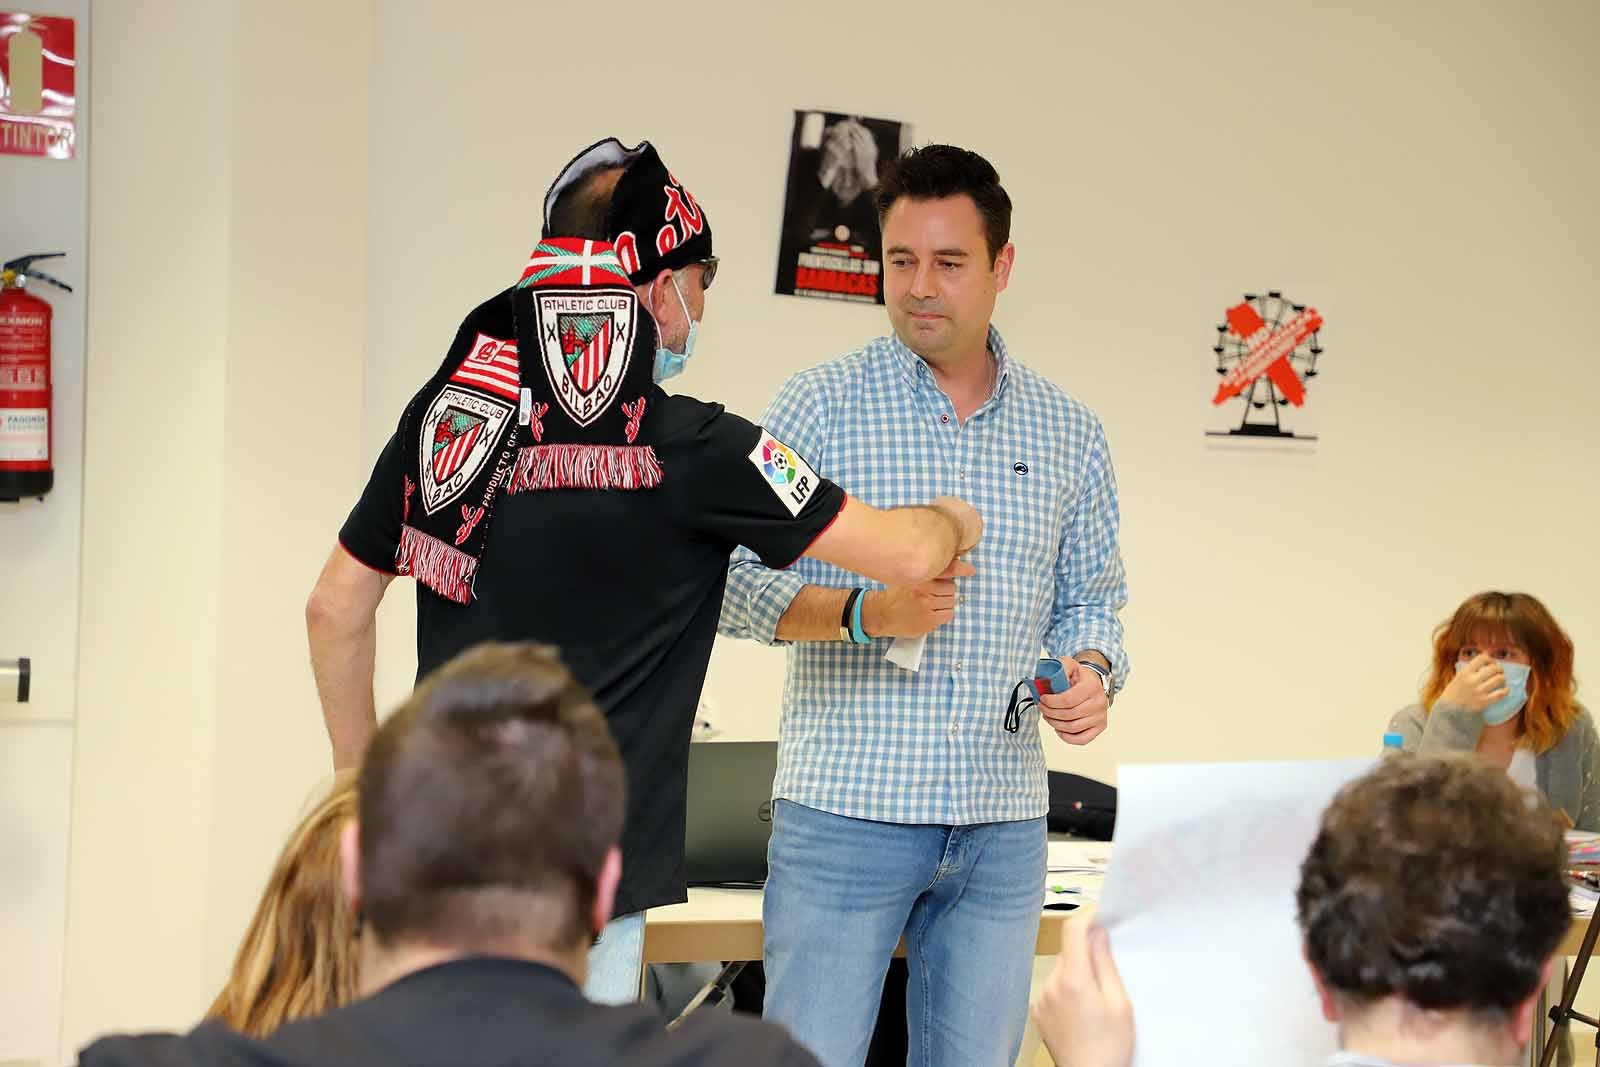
[1207,290,1324,441]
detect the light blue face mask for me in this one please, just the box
[1456,659,1532,725]
[651,274,699,383]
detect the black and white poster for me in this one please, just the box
[774,110,912,305]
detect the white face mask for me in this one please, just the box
[650,274,699,383]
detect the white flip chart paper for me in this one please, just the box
[1095,758,1374,1066]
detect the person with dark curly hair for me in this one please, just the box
[1031,755,1570,1067]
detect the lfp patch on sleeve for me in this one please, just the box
[748,433,820,517]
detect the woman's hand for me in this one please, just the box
[1440,652,1510,712]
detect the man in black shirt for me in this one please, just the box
[81,643,824,1067]
[307,139,981,1004]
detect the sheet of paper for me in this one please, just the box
[1047,838,1110,873]
[1095,759,1373,1066]
[1044,839,1109,906]
[885,634,925,671]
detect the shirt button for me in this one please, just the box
[951,722,961,735]
[959,595,967,605]
[954,661,964,672]
[957,469,966,480]
[940,414,950,424]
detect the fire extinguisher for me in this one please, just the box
[1,253,72,501]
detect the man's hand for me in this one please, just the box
[1440,652,1510,713]
[931,496,983,554]
[1040,658,1109,746]
[1031,918,1134,1067]
[862,560,976,638]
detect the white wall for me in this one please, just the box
[360,0,1600,782]
[63,2,234,1044]
[58,1,371,1061]
[200,0,372,992]
[40,0,1600,1059]
[0,1,87,1060]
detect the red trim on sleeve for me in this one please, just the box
[780,490,848,570]
[338,537,399,576]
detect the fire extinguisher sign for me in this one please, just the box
[0,407,45,461]
[0,12,75,160]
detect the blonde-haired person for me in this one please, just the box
[207,775,360,1036]
[1387,590,1598,829]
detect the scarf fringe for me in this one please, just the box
[506,444,663,493]
[396,524,477,604]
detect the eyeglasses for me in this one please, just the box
[691,255,718,291]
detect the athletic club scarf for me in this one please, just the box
[391,238,661,604]
[542,138,713,284]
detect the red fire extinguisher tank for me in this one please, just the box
[1,253,72,501]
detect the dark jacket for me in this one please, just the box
[80,957,820,1067]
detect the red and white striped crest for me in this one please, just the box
[417,387,512,515]
[531,288,637,428]
[431,417,482,482]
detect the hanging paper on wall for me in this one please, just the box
[0,12,74,160]
[1205,289,1327,444]
[774,110,912,306]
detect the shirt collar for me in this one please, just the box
[887,324,1013,407]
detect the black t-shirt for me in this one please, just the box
[79,957,821,1067]
[339,390,845,915]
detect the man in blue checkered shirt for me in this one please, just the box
[719,145,1129,1067]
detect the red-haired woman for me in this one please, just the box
[1388,591,1597,829]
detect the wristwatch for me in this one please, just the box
[1075,659,1115,704]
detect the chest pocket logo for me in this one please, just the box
[987,459,1059,575]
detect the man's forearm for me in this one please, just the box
[774,585,903,642]
[310,614,379,770]
[774,585,854,642]
[803,497,974,588]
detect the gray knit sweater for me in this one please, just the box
[1387,700,1600,830]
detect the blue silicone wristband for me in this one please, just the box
[849,588,871,644]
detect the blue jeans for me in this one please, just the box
[762,800,1046,1067]
[583,910,645,1004]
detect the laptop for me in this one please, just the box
[683,740,779,886]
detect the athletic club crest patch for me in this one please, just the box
[532,287,637,427]
[418,386,513,515]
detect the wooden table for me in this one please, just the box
[645,873,1598,966]
[644,838,1103,965]
[644,886,1072,963]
